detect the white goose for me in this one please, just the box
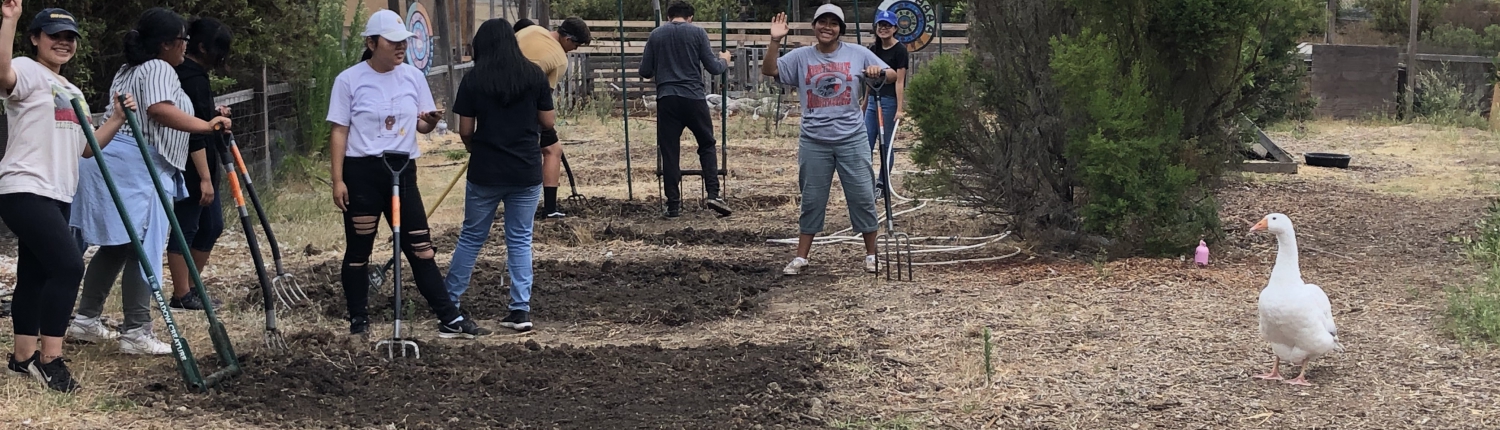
[1250,213,1343,386]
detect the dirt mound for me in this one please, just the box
[132,340,835,429]
[288,257,833,326]
[588,224,782,246]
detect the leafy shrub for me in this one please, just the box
[1447,200,1500,346]
[11,0,317,107]
[1360,0,1451,35]
[1422,23,1500,54]
[907,0,1316,256]
[296,0,367,155]
[1413,65,1487,129]
[1051,30,1208,255]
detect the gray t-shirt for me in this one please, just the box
[776,43,889,142]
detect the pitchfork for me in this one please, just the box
[222,132,307,308]
[870,82,913,281]
[216,131,288,350]
[562,153,587,207]
[376,151,420,360]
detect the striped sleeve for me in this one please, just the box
[135,60,181,110]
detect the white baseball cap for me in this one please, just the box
[813,4,846,24]
[362,9,416,42]
[813,4,847,33]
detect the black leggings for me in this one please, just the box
[0,193,85,337]
[339,156,460,323]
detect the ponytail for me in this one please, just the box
[359,36,378,63]
[123,8,186,66]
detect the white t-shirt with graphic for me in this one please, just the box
[326,62,436,158]
[0,57,88,203]
[776,42,889,142]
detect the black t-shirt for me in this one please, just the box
[869,41,909,99]
[451,77,556,187]
[175,58,220,196]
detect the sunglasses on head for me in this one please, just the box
[563,33,588,46]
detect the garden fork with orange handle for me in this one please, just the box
[377,150,419,359]
[220,132,307,308]
[368,158,467,294]
[869,79,913,281]
[215,129,287,351]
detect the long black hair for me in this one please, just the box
[123,7,186,66]
[360,36,378,62]
[468,18,546,104]
[186,17,233,69]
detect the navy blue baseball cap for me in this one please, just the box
[29,8,79,36]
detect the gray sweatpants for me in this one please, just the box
[75,244,154,332]
[798,131,880,235]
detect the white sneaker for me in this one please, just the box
[118,327,172,355]
[67,316,118,344]
[783,257,809,276]
[865,255,878,273]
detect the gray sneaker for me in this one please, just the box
[705,199,732,217]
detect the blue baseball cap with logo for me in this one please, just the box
[29,8,79,36]
[875,10,898,26]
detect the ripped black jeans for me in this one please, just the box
[339,156,460,324]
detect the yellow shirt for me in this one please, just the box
[517,26,568,88]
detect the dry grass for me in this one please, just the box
[2,118,1498,428]
[1264,120,1500,198]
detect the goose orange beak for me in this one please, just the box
[1250,218,1268,232]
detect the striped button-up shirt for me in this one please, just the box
[104,59,193,172]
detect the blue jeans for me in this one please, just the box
[798,131,880,235]
[864,95,898,187]
[443,182,541,312]
[864,95,898,152]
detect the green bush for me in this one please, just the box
[1447,200,1500,346]
[12,1,317,107]
[1051,30,1207,255]
[1413,65,1487,129]
[904,53,968,168]
[1423,23,1500,54]
[1359,0,1451,35]
[296,0,367,157]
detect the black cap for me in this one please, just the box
[557,17,591,45]
[29,8,79,36]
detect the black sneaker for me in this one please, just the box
[170,294,222,311]
[665,202,682,218]
[705,199,733,217]
[7,352,35,377]
[437,317,492,339]
[28,356,80,393]
[500,310,533,332]
[349,316,370,335]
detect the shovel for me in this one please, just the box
[215,130,287,350]
[111,94,241,388]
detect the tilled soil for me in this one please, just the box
[131,332,835,429]
[283,257,836,326]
